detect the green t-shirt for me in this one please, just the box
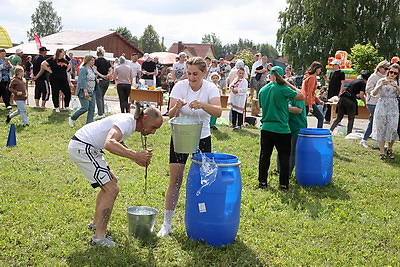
[258,82,298,133]
[288,99,307,137]
[8,54,22,76]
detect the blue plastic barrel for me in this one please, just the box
[296,128,334,186]
[185,153,242,247]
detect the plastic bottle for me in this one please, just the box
[71,99,79,110]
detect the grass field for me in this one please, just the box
[0,107,399,266]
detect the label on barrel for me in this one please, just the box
[198,203,206,213]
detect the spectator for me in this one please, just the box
[301,61,325,128]
[32,46,50,108]
[141,53,157,87]
[113,56,134,113]
[0,49,13,109]
[359,61,390,148]
[94,46,112,120]
[227,67,248,130]
[371,63,400,160]
[325,59,345,123]
[5,66,28,126]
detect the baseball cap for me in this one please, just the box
[143,53,150,60]
[16,49,23,54]
[178,52,186,57]
[270,66,284,76]
[331,59,340,65]
[39,46,50,51]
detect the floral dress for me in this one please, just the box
[372,78,399,142]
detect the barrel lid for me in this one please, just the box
[192,153,239,165]
[298,128,331,136]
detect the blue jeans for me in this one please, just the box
[95,79,109,116]
[70,90,96,124]
[9,100,28,125]
[306,104,324,128]
[363,104,376,141]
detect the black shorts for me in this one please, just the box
[34,79,50,101]
[169,136,211,164]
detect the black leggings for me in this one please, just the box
[50,79,71,108]
[0,80,11,106]
[117,83,131,113]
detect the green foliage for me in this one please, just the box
[139,25,164,53]
[1,108,400,265]
[277,0,400,71]
[110,26,139,47]
[348,43,384,73]
[27,0,62,40]
[202,34,278,60]
[235,48,255,70]
[202,33,223,59]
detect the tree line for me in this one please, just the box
[277,0,400,71]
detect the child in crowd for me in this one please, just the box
[227,67,248,130]
[6,66,29,126]
[209,72,221,130]
[317,86,328,117]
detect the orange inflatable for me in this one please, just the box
[391,56,399,64]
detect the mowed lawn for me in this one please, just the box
[0,107,399,266]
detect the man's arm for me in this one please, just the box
[104,126,152,167]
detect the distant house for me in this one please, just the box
[169,41,216,59]
[6,30,143,59]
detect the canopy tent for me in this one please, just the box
[0,26,12,48]
[138,52,178,65]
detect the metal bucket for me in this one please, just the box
[126,206,158,238]
[169,116,203,153]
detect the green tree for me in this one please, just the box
[257,43,278,59]
[202,33,223,59]
[27,0,62,40]
[139,25,163,53]
[277,0,400,71]
[110,26,139,47]
[348,43,384,73]
[235,49,255,70]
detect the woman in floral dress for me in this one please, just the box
[371,63,400,160]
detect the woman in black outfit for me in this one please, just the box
[35,48,74,112]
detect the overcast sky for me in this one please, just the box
[1,0,288,50]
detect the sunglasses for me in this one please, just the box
[384,67,389,70]
[389,70,399,75]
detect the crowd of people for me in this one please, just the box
[2,45,400,247]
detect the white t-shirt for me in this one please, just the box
[172,62,186,80]
[170,79,220,139]
[127,61,141,77]
[250,60,262,77]
[75,113,137,149]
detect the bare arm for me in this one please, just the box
[189,97,222,118]
[103,126,152,167]
[289,105,303,114]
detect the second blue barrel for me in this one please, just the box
[185,153,241,247]
[296,128,334,186]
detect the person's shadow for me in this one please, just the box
[67,232,263,266]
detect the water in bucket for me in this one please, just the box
[127,206,158,238]
[169,116,203,153]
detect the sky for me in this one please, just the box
[1,0,288,50]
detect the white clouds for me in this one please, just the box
[1,0,287,49]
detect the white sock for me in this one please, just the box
[163,210,174,225]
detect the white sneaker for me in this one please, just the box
[94,114,105,120]
[68,117,74,127]
[89,235,115,247]
[64,107,73,111]
[359,140,368,148]
[55,108,60,113]
[6,105,12,109]
[157,223,172,237]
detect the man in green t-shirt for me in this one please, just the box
[258,66,304,190]
[8,49,23,77]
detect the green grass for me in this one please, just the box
[0,107,399,266]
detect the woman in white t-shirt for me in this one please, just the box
[158,57,222,237]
